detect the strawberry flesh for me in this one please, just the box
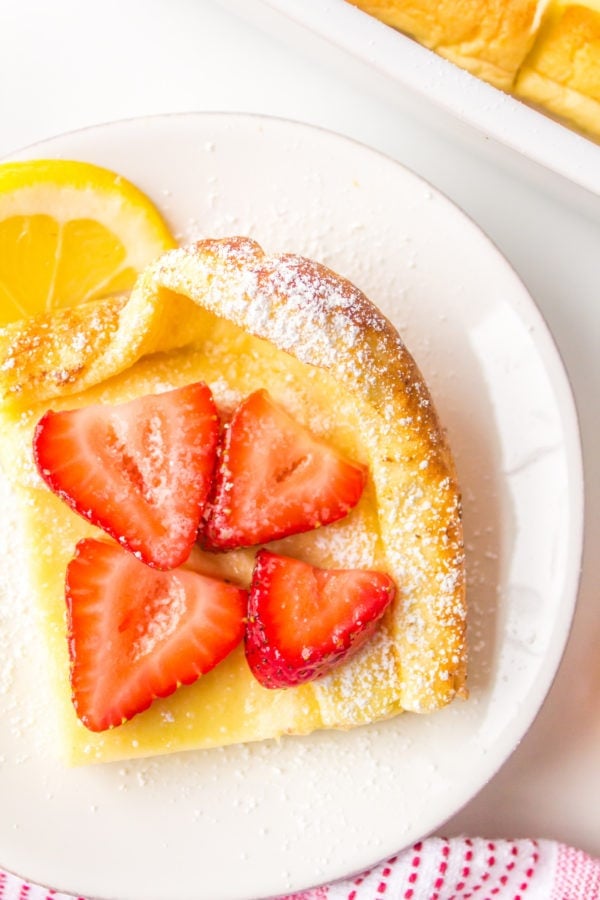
[245,549,395,688]
[66,538,247,731]
[202,390,367,551]
[33,382,219,570]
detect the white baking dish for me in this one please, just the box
[221,0,600,214]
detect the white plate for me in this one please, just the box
[0,113,583,900]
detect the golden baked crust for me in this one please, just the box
[346,0,549,90]
[345,0,600,140]
[0,237,466,762]
[515,4,600,139]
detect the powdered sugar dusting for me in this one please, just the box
[150,238,465,717]
[314,620,400,726]
[0,463,57,756]
[131,576,187,660]
[154,241,393,387]
[0,235,466,760]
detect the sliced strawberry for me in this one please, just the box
[65,538,247,731]
[33,382,219,570]
[202,390,367,551]
[245,550,395,689]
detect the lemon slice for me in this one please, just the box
[0,159,176,326]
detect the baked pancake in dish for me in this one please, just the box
[0,236,466,764]
[515,3,600,140]
[346,0,549,91]
[346,0,600,140]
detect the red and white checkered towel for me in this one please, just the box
[1,837,599,899]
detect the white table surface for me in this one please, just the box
[1,0,598,874]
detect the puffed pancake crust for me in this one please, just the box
[0,237,466,764]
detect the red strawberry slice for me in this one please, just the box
[203,390,367,551]
[245,550,395,688]
[33,382,219,570]
[65,538,247,731]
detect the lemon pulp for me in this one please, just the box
[0,159,176,326]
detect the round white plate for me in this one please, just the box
[0,114,583,900]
